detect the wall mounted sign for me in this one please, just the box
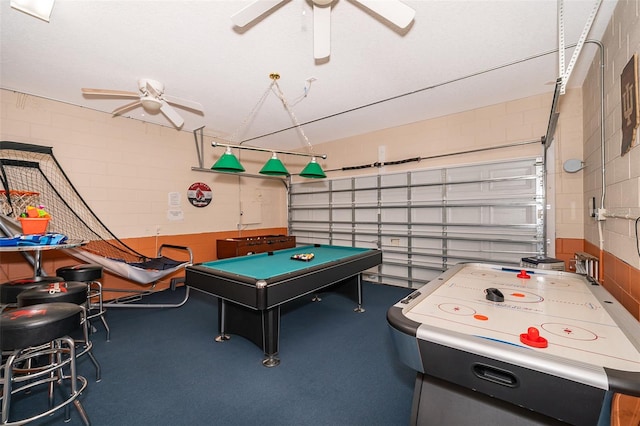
[187,182,212,208]
[621,53,639,156]
[167,191,184,221]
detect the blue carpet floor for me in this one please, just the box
[7,282,415,426]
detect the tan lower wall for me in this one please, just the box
[0,227,288,301]
[555,238,640,321]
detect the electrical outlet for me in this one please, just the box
[596,208,607,221]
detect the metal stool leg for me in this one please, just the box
[67,338,91,426]
[80,306,101,382]
[0,337,90,425]
[88,280,110,341]
[1,352,16,424]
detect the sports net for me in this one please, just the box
[0,190,40,217]
[0,141,147,264]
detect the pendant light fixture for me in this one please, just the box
[259,153,289,176]
[207,74,327,178]
[211,146,245,172]
[209,142,326,178]
[299,157,326,178]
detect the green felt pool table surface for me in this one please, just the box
[200,245,373,279]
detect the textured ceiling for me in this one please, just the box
[0,0,617,150]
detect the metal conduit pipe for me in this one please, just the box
[585,39,605,280]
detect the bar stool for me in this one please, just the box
[18,281,101,382]
[0,302,91,425]
[56,264,110,341]
[0,276,64,312]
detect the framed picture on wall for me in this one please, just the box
[621,53,639,156]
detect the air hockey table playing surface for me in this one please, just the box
[387,262,640,425]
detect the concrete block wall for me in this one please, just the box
[581,0,640,319]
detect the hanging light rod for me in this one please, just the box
[211,141,327,160]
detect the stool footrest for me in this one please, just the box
[1,336,90,426]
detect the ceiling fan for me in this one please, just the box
[81,79,203,129]
[231,0,415,59]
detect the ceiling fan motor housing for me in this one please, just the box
[138,78,164,96]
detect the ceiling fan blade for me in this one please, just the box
[313,3,331,59]
[160,101,184,128]
[82,88,139,98]
[163,95,204,113]
[354,0,415,29]
[112,100,142,116]
[231,0,285,27]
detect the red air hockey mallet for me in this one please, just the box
[520,327,548,348]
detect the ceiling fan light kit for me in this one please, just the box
[140,97,163,112]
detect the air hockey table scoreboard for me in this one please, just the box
[387,262,640,425]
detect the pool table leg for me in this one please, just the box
[216,299,282,366]
[354,274,365,313]
[312,274,365,312]
[215,299,230,342]
[261,307,280,367]
[262,356,280,367]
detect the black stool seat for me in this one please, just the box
[0,276,64,305]
[18,281,102,382]
[0,302,82,350]
[1,302,90,425]
[56,263,110,341]
[18,281,88,307]
[56,264,103,282]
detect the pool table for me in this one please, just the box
[185,244,382,366]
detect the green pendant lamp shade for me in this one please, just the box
[299,157,326,178]
[259,153,289,176]
[211,146,245,172]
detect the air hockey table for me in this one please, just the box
[186,244,382,367]
[387,262,640,425]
